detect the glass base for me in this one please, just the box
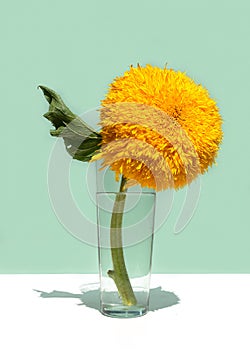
[101,304,148,318]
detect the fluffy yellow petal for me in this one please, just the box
[98,64,223,191]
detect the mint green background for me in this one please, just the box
[1,0,250,273]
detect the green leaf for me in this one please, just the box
[38,85,101,162]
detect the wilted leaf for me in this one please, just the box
[39,85,101,162]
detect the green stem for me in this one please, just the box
[107,176,137,306]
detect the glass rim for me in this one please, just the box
[96,191,156,196]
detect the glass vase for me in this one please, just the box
[96,191,156,318]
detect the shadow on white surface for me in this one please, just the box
[34,285,179,312]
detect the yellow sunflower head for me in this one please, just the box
[95,64,223,191]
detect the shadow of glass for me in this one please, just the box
[34,285,179,312]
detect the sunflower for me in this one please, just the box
[96,64,223,190]
[39,66,223,310]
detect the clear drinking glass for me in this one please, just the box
[96,191,156,318]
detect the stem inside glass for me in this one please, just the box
[107,176,137,306]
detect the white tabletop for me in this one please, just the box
[0,274,249,350]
